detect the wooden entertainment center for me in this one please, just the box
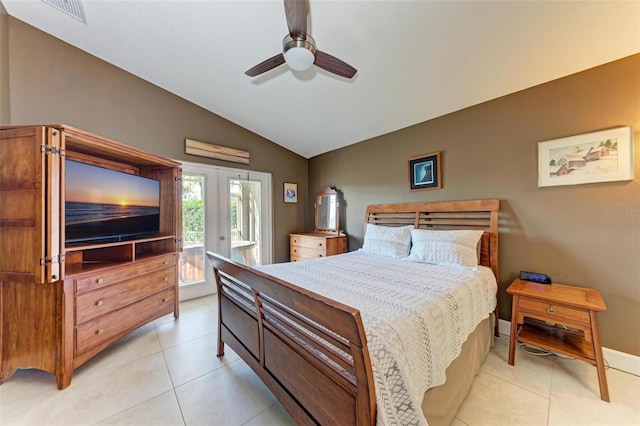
[0,125,182,389]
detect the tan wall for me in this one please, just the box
[4,17,308,263]
[0,4,9,123]
[309,54,640,356]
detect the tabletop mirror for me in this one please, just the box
[315,186,341,234]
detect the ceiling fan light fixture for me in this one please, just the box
[245,2,356,79]
[283,35,316,71]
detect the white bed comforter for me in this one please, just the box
[258,251,497,426]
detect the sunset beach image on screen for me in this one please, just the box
[65,160,161,244]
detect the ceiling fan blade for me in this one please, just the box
[245,53,286,77]
[284,0,307,38]
[314,50,357,79]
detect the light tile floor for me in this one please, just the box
[1,295,638,425]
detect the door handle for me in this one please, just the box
[219,236,225,241]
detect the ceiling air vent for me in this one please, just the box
[42,0,86,24]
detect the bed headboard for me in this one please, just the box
[365,199,500,281]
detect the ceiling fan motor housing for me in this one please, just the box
[283,34,316,71]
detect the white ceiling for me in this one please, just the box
[3,0,639,158]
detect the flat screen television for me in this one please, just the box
[65,160,161,245]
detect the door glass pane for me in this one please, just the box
[229,178,262,266]
[180,174,205,285]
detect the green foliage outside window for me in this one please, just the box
[182,199,204,244]
[230,198,238,231]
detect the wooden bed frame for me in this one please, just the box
[206,199,500,425]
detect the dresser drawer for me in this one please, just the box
[290,245,326,260]
[75,287,175,356]
[75,266,176,324]
[290,235,326,250]
[291,253,323,262]
[519,298,591,325]
[74,253,176,294]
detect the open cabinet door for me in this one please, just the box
[0,126,61,284]
[46,128,62,282]
[175,166,183,253]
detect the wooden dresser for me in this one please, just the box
[0,125,181,389]
[289,233,347,262]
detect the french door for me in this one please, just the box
[178,161,272,301]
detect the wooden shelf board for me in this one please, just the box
[135,251,175,262]
[65,234,175,252]
[65,261,128,276]
[518,320,595,364]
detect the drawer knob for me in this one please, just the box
[164,277,169,282]
[319,254,323,257]
[547,305,555,314]
[96,278,104,284]
[97,329,104,335]
[96,299,104,307]
[162,298,169,303]
[163,260,168,265]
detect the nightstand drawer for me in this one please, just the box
[519,298,590,325]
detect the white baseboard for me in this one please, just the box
[497,319,639,376]
[602,347,640,377]
[498,318,511,336]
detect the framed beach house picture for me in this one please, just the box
[538,127,634,188]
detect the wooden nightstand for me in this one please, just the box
[507,278,609,401]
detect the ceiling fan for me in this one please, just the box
[245,0,357,79]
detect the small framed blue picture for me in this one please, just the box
[408,151,441,191]
[284,182,298,203]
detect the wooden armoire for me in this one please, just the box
[0,125,182,389]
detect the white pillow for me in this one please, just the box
[406,229,484,269]
[361,224,413,258]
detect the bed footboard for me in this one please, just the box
[206,251,376,425]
